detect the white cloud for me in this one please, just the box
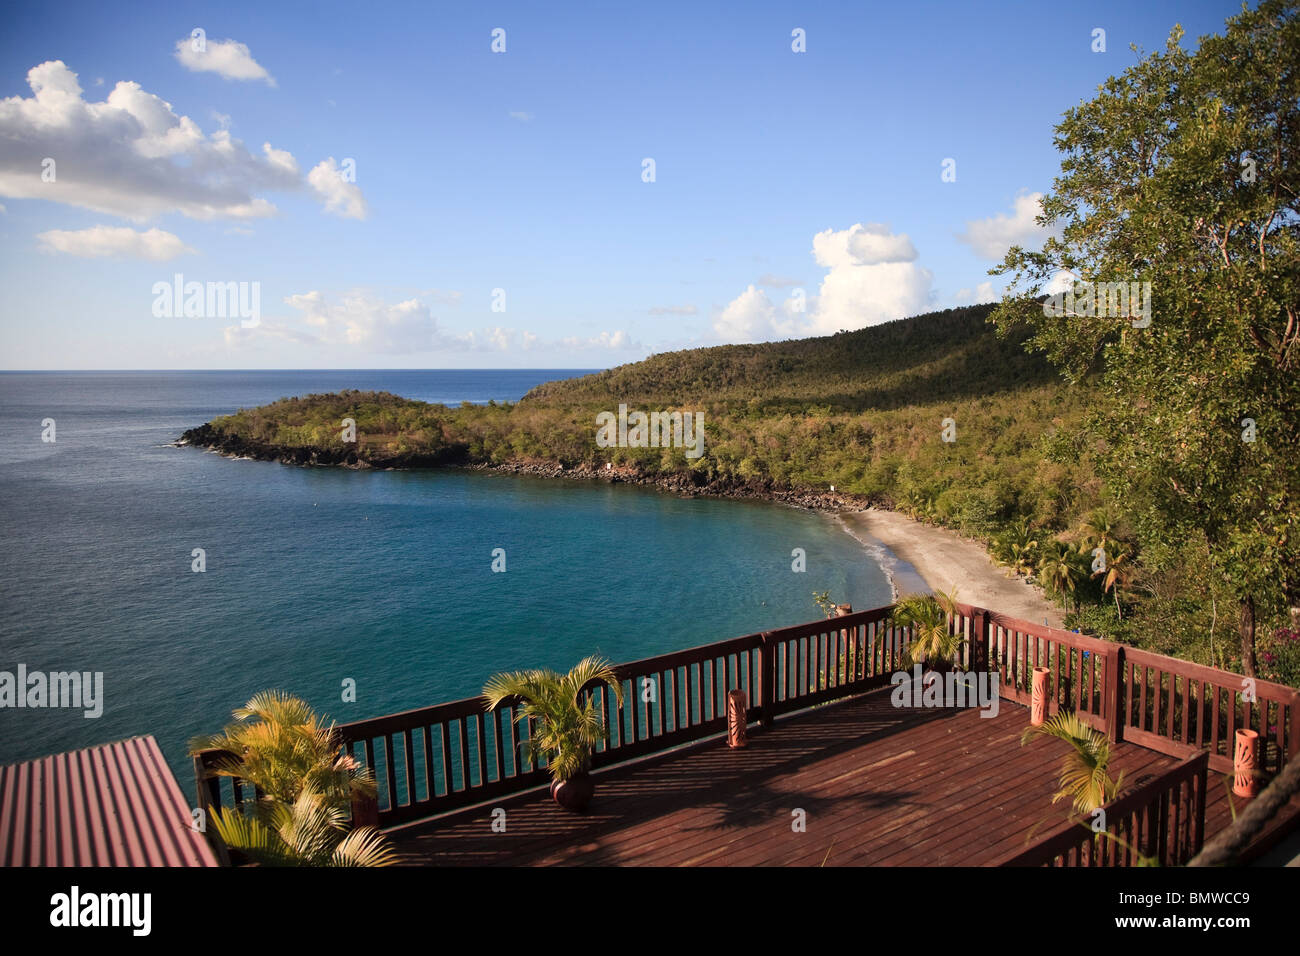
[174,37,275,85]
[953,281,999,306]
[957,191,1058,260]
[713,285,798,344]
[285,291,434,351]
[37,224,195,260]
[648,304,697,316]
[227,290,637,355]
[508,111,534,122]
[714,223,935,344]
[307,158,366,219]
[804,223,933,335]
[0,61,300,221]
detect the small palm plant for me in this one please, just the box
[890,590,966,673]
[189,691,393,866]
[209,786,397,867]
[189,690,375,810]
[482,656,624,811]
[1021,711,1124,814]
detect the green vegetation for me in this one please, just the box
[890,591,966,673]
[188,691,395,867]
[194,4,1299,688]
[481,656,624,784]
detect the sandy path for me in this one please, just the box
[839,508,1064,627]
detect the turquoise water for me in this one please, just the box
[0,371,891,791]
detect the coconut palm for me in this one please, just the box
[1038,540,1087,612]
[890,590,966,673]
[482,656,625,783]
[1021,711,1124,814]
[188,690,376,811]
[994,518,1040,578]
[1082,508,1120,552]
[1094,547,1137,619]
[209,786,397,867]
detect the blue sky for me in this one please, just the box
[0,0,1245,369]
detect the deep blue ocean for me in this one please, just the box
[0,370,891,792]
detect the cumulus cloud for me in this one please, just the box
[308,158,366,219]
[226,290,637,354]
[648,304,697,316]
[953,281,999,306]
[284,291,435,352]
[804,223,933,335]
[37,225,195,260]
[957,191,1058,260]
[0,61,302,221]
[174,37,275,85]
[714,223,935,344]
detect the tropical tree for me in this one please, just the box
[1038,541,1087,612]
[1022,711,1124,814]
[209,786,397,867]
[990,0,1300,671]
[890,590,966,672]
[994,517,1040,578]
[1095,547,1138,619]
[188,690,375,811]
[482,656,624,783]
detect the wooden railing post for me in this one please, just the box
[1105,647,1124,743]
[969,608,988,673]
[759,632,776,729]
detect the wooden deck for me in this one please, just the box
[390,687,1293,866]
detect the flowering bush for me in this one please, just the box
[1259,627,1300,689]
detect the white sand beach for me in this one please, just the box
[840,508,1065,627]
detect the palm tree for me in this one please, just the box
[210,786,397,867]
[482,656,624,783]
[994,518,1040,578]
[1082,508,1120,552]
[188,690,375,811]
[890,590,966,673]
[1038,540,1086,612]
[1095,547,1136,619]
[1021,711,1124,814]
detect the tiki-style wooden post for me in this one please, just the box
[1233,728,1260,798]
[1031,667,1050,726]
[727,689,748,748]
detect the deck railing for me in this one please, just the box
[193,602,1300,839]
[998,751,1210,867]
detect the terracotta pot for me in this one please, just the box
[550,772,595,812]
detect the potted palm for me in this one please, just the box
[482,656,624,813]
[188,690,395,866]
[890,589,966,675]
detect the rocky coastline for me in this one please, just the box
[176,421,875,513]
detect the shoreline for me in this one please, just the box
[839,509,1064,627]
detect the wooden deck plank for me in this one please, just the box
[388,687,1297,866]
